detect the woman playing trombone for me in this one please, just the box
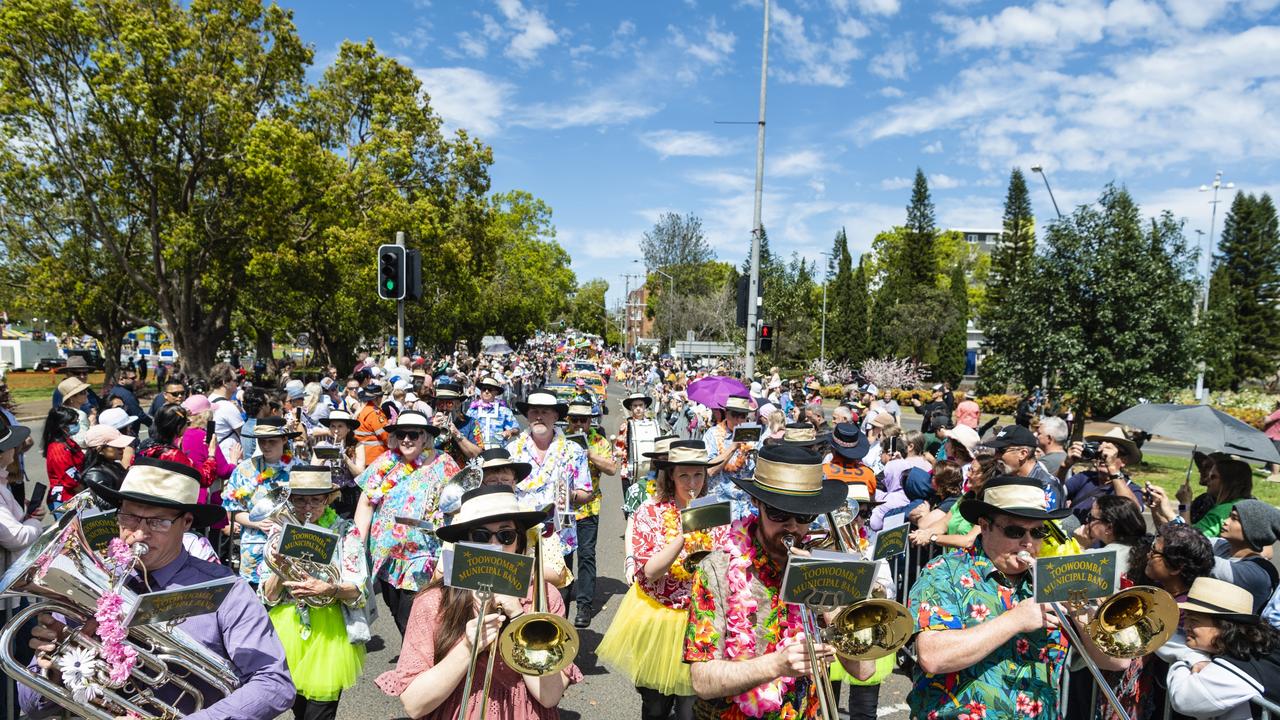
[376,486,581,719]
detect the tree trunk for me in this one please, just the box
[255,327,274,368]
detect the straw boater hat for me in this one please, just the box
[434,380,465,400]
[244,416,301,440]
[1179,577,1257,624]
[87,457,225,527]
[566,402,597,418]
[642,434,680,460]
[435,486,550,544]
[781,422,830,448]
[959,475,1072,524]
[477,375,504,392]
[383,410,442,437]
[322,409,360,429]
[723,395,752,414]
[732,445,847,515]
[479,447,532,482]
[516,389,568,419]
[286,465,339,496]
[656,441,715,468]
[621,392,652,410]
[1084,426,1143,465]
[56,377,91,401]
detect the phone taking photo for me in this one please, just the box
[25,482,48,518]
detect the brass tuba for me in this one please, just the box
[252,485,341,608]
[0,513,240,719]
[498,526,580,677]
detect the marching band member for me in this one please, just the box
[598,442,723,720]
[259,466,370,720]
[702,394,757,520]
[612,392,657,513]
[467,375,520,449]
[907,475,1072,719]
[375,486,581,719]
[354,410,459,637]
[312,409,366,519]
[684,445,872,719]
[431,379,482,465]
[24,458,294,719]
[563,401,616,627]
[222,417,299,587]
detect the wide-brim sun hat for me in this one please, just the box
[476,375,505,392]
[87,457,225,527]
[243,416,301,440]
[516,390,568,419]
[56,355,92,374]
[286,465,340,496]
[723,395,752,414]
[0,424,31,453]
[1084,426,1143,465]
[98,407,139,430]
[435,485,550,544]
[566,402,596,418]
[357,385,384,401]
[383,411,442,437]
[434,381,465,400]
[947,424,982,455]
[621,392,652,410]
[479,448,532,482]
[959,475,1072,524]
[830,422,870,461]
[322,409,360,429]
[731,445,848,515]
[84,424,133,450]
[642,434,680,459]
[57,377,91,400]
[781,422,830,448]
[656,443,716,468]
[1178,576,1257,624]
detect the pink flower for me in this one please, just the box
[964,701,987,718]
[959,574,975,588]
[1016,693,1031,713]
[1017,638,1030,654]
[1028,700,1044,717]
[969,603,990,622]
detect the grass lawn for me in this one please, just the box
[1130,452,1280,507]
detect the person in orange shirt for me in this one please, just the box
[354,384,389,466]
[824,422,877,498]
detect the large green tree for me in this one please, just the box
[1211,192,1280,388]
[986,168,1036,316]
[568,279,610,338]
[826,228,866,363]
[935,263,969,384]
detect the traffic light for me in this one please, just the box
[377,244,406,300]
[736,275,763,327]
[758,323,774,352]
[405,249,422,301]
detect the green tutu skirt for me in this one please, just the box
[597,584,693,696]
[269,603,366,701]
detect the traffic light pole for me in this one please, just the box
[744,0,769,380]
[396,231,406,362]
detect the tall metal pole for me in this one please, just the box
[819,251,830,365]
[744,0,770,379]
[395,231,406,362]
[623,274,632,354]
[1030,165,1063,219]
[1195,171,1234,403]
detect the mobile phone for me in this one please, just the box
[25,482,47,517]
[295,408,302,422]
[205,419,216,439]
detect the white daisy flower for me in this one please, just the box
[56,647,100,688]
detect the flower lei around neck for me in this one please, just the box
[59,538,141,709]
[227,453,292,505]
[367,450,427,504]
[660,503,714,583]
[721,517,806,718]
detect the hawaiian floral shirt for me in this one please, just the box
[222,456,295,584]
[702,423,756,521]
[684,523,818,720]
[466,400,517,449]
[632,499,728,610]
[574,428,610,521]
[907,542,1068,719]
[355,448,460,591]
[506,430,591,555]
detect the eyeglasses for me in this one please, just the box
[468,528,520,545]
[992,521,1050,540]
[762,505,818,525]
[345,385,359,392]
[117,512,182,532]
[165,388,188,398]
[1087,515,1105,525]
[392,430,425,441]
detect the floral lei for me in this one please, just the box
[227,453,293,505]
[722,517,805,718]
[59,539,140,707]
[365,451,425,504]
[661,503,713,583]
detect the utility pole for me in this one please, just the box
[396,231,406,362]
[744,0,770,380]
[819,251,830,365]
[1195,171,1235,403]
[622,274,631,354]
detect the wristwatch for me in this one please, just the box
[929,533,939,544]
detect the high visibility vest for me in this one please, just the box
[355,403,389,465]
[824,457,877,497]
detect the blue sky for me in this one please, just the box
[293,0,1280,306]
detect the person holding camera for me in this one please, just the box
[1060,427,1144,536]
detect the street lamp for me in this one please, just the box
[1030,165,1063,219]
[1195,171,1235,403]
[653,267,675,353]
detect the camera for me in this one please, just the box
[1080,440,1101,461]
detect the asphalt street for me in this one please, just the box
[10,387,1213,720]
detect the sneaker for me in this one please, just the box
[574,606,591,628]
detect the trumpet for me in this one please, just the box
[252,485,341,608]
[0,514,240,719]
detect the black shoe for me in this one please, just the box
[574,606,591,628]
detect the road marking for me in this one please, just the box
[877,702,910,717]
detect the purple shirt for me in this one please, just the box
[20,549,294,720]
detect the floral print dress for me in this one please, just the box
[355,449,460,591]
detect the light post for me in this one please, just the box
[1030,165,1063,219]
[1195,171,1235,403]
[649,263,675,354]
[819,251,831,365]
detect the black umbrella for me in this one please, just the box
[1109,403,1280,464]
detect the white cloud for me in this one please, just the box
[687,169,754,192]
[857,0,901,15]
[416,67,513,137]
[640,130,737,158]
[456,31,487,58]
[495,0,559,63]
[515,96,660,130]
[869,38,917,80]
[880,173,963,190]
[770,3,863,87]
[923,140,944,154]
[772,149,827,177]
[879,86,905,98]
[937,1,1111,51]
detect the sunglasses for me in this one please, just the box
[762,505,818,525]
[392,430,425,441]
[468,528,520,545]
[992,521,1050,540]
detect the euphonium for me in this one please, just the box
[498,526,580,677]
[252,485,340,608]
[815,511,913,664]
[439,463,484,516]
[0,513,240,719]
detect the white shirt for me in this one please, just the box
[211,395,244,457]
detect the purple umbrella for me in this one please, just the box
[686,375,750,409]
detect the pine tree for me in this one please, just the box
[827,228,854,362]
[1214,192,1280,387]
[848,255,870,363]
[1203,265,1239,391]
[986,168,1035,317]
[936,263,969,384]
[904,168,938,289]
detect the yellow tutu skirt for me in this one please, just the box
[829,652,895,685]
[269,603,366,701]
[597,584,693,696]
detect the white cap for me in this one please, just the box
[285,379,305,400]
[393,379,411,392]
[98,407,138,430]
